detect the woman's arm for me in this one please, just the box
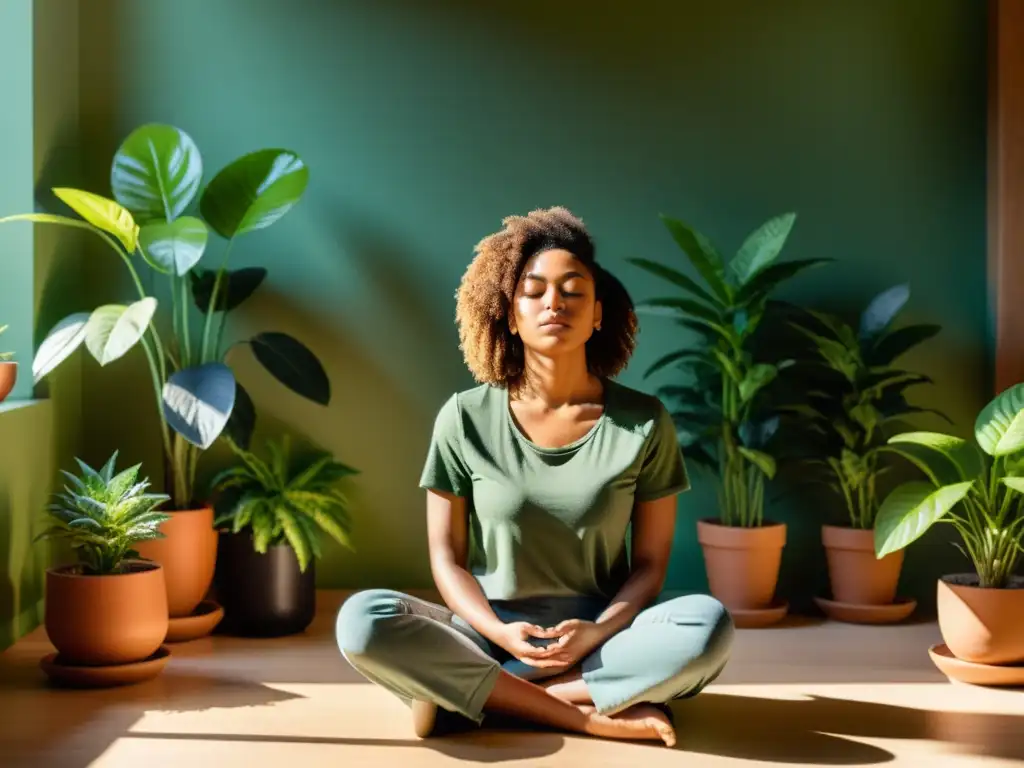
[592,493,677,638]
[425,488,508,642]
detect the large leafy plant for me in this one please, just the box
[785,285,943,529]
[0,124,331,509]
[35,451,171,575]
[210,435,358,572]
[874,382,1024,588]
[629,212,827,527]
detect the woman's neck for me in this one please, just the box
[513,349,600,409]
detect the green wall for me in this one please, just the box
[0,0,85,650]
[73,0,988,612]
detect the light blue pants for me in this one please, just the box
[336,589,734,725]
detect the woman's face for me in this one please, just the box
[509,248,602,356]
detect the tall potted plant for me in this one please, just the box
[628,211,827,620]
[0,124,332,629]
[210,435,357,636]
[874,381,1024,672]
[784,284,942,615]
[37,452,172,685]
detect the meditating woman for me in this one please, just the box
[335,206,734,746]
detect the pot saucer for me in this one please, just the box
[929,643,1024,687]
[40,645,170,688]
[729,600,788,629]
[814,595,916,624]
[166,600,224,643]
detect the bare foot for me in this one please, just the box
[584,704,676,747]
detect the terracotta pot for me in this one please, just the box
[44,560,168,666]
[822,524,903,605]
[0,361,17,402]
[697,519,786,610]
[134,507,218,617]
[937,574,1024,665]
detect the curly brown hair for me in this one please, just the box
[455,206,638,388]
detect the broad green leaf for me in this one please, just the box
[734,258,831,305]
[626,257,721,307]
[190,267,268,313]
[1002,477,1024,494]
[110,124,203,222]
[729,212,796,285]
[249,332,331,405]
[867,323,941,366]
[635,297,721,325]
[874,480,973,557]
[888,434,983,481]
[859,284,909,340]
[162,362,237,449]
[658,215,730,303]
[849,403,879,434]
[711,349,743,383]
[139,217,208,275]
[643,348,710,378]
[790,322,858,380]
[738,447,776,479]
[739,363,777,404]
[33,312,90,383]
[53,188,139,252]
[199,149,309,238]
[84,298,157,365]
[975,382,1024,457]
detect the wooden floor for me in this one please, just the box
[1,590,1022,767]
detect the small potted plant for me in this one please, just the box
[0,324,16,402]
[874,381,1024,673]
[784,284,942,619]
[210,435,358,637]
[37,452,171,673]
[628,211,827,624]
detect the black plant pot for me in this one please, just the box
[213,530,316,637]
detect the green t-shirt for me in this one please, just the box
[419,377,690,602]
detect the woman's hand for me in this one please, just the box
[538,619,608,668]
[493,621,570,668]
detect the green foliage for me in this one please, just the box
[0,324,12,361]
[210,436,358,572]
[35,452,171,575]
[874,382,1024,588]
[785,284,943,529]
[0,123,332,509]
[629,212,828,527]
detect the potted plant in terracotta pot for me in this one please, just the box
[784,284,943,622]
[628,211,827,626]
[36,451,172,686]
[209,434,358,637]
[0,123,331,641]
[0,324,17,402]
[874,381,1024,680]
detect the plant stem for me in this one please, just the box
[140,336,172,462]
[201,238,236,362]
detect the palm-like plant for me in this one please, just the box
[36,452,171,575]
[785,285,943,529]
[874,383,1024,589]
[629,212,828,527]
[210,436,358,572]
